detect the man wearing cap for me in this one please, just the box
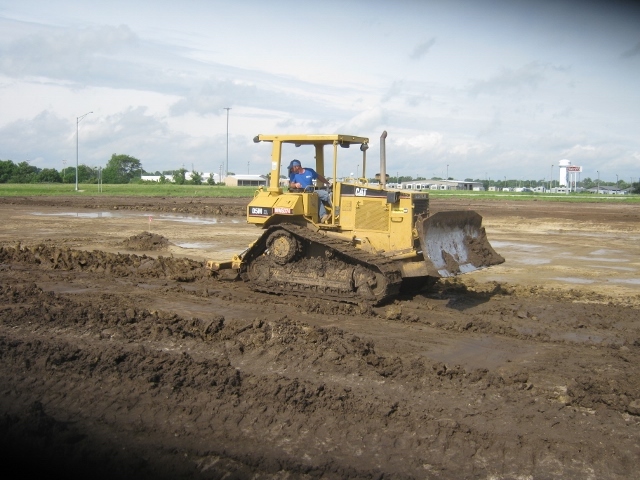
[288,159,333,223]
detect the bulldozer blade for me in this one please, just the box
[417,211,504,278]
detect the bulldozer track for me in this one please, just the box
[242,223,403,305]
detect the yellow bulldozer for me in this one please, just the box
[208,131,503,304]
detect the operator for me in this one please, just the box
[288,159,333,223]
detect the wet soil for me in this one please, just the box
[0,195,639,479]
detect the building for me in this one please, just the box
[387,179,483,191]
[224,174,268,187]
[141,172,220,183]
[586,186,628,195]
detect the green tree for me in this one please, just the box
[37,168,62,183]
[10,161,39,183]
[190,170,203,185]
[61,169,75,183]
[76,164,98,183]
[0,160,17,183]
[173,168,187,185]
[102,154,142,184]
[206,173,215,185]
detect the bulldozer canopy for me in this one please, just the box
[254,134,368,147]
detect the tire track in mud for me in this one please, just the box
[1,244,640,478]
[0,282,507,478]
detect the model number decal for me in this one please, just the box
[273,207,292,214]
[249,207,271,216]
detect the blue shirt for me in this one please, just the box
[291,168,319,188]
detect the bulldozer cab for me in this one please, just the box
[249,134,370,227]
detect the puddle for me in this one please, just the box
[152,214,242,225]
[590,249,625,256]
[175,242,215,249]
[512,257,551,265]
[609,278,640,285]
[570,256,629,263]
[32,211,242,225]
[490,241,546,251]
[551,277,596,284]
[590,265,637,272]
[33,211,117,218]
[424,334,538,370]
[549,231,640,242]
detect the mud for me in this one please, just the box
[0,195,639,479]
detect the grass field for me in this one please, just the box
[0,183,637,203]
[0,183,257,198]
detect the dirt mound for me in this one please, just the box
[122,232,173,250]
[0,243,207,281]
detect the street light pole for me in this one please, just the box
[76,111,93,191]
[597,170,600,194]
[224,107,231,181]
[446,164,449,179]
[550,164,553,192]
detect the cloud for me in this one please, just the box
[409,37,436,60]
[467,62,547,97]
[381,80,405,103]
[0,24,139,84]
[170,80,253,116]
[393,132,443,152]
[0,110,70,161]
[338,107,388,133]
[561,143,623,162]
[620,41,640,59]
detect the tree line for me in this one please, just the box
[2,155,638,193]
[0,154,220,185]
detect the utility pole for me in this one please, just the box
[224,107,231,179]
[76,111,93,191]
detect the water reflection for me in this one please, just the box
[32,211,241,225]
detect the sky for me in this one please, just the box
[0,0,639,184]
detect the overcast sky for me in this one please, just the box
[1,0,638,183]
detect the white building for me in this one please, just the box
[390,179,483,191]
[141,172,221,183]
[224,174,268,187]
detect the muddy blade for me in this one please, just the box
[417,211,504,278]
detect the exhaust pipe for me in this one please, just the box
[380,130,387,188]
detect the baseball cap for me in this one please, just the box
[289,159,301,168]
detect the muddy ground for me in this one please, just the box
[0,195,639,479]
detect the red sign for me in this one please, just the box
[566,166,582,172]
